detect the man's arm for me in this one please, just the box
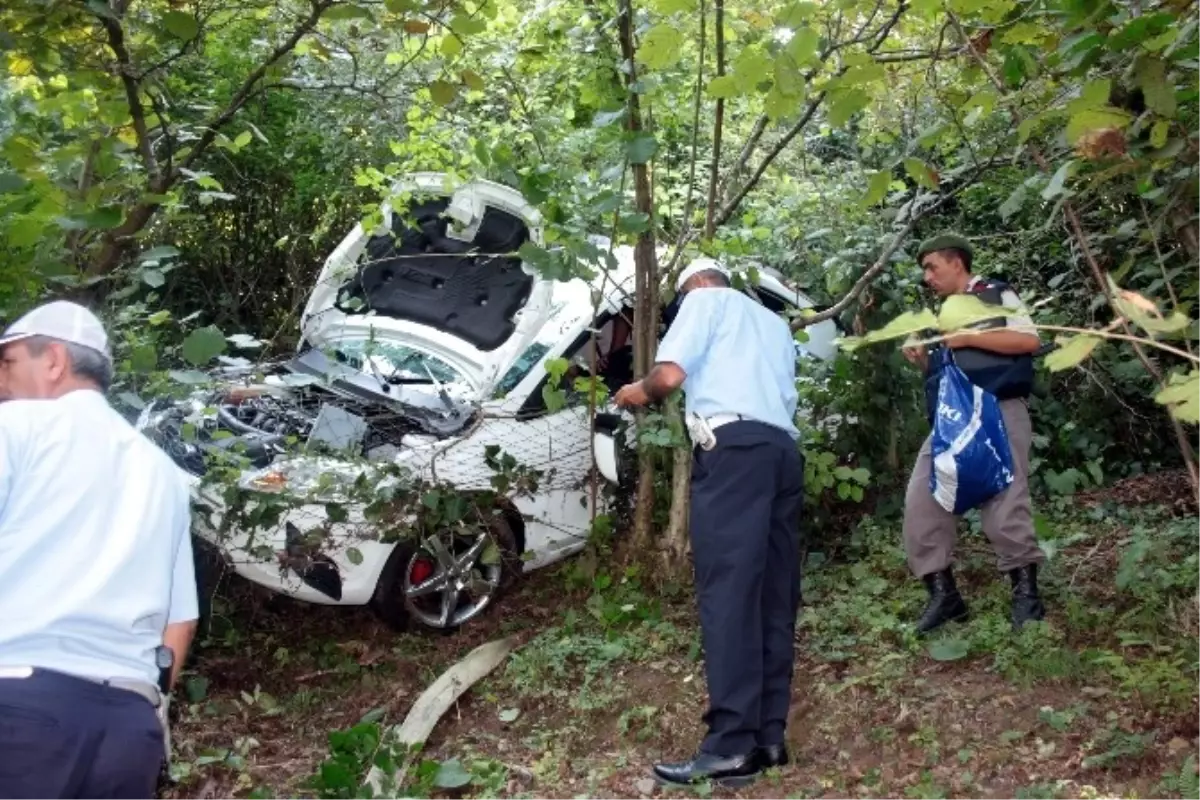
[613,292,713,408]
[164,495,200,690]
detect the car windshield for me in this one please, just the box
[332,338,465,385]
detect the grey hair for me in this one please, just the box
[23,335,113,392]
[692,269,731,287]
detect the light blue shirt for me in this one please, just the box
[656,287,800,438]
[0,389,198,685]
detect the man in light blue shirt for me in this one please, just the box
[0,301,198,799]
[615,259,804,788]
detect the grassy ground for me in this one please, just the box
[165,496,1198,799]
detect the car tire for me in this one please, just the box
[369,511,522,633]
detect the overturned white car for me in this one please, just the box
[136,173,839,632]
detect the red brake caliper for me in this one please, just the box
[410,558,435,585]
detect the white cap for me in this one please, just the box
[0,300,112,363]
[675,257,731,291]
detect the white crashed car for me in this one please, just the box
[136,172,840,632]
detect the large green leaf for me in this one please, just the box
[1136,57,1176,118]
[181,325,227,366]
[860,170,891,208]
[639,24,683,70]
[903,158,938,189]
[162,11,199,40]
[625,132,658,164]
[786,27,820,66]
[938,294,1013,332]
[1064,108,1133,144]
[827,89,869,127]
[1045,335,1101,371]
[1154,370,1200,423]
[706,75,740,99]
[838,309,939,351]
[429,79,459,106]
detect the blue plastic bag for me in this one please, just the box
[929,349,1015,514]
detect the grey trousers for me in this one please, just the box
[902,397,1045,577]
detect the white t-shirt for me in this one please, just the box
[0,389,198,685]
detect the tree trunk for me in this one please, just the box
[617,0,661,553]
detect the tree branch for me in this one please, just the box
[96,10,158,182]
[703,0,725,239]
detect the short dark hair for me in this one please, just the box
[923,247,973,273]
[23,335,113,392]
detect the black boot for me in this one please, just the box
[915,568,969,634]
[1009,563,1046,629]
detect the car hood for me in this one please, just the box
[300,173,552,400]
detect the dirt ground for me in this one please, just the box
[165,497,1199,799]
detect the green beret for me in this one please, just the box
[916,232,973,261]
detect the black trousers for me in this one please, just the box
[689,420,804,755]
[0,669,164,799]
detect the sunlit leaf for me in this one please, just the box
[840,309,939,351]
[938,294,1014,332]
[1149,120,1170,149]
[233,131,252,149]
[441,35,463,59]
[638,24,683,70]
[1044,335,1101,371]
[860,170,891,208]
[324,4,374,21]
[1154,371,1200,423]
[461,70,484,91]
[706,75,740,99]
[786,27,820,66]
[903,158,939,189]
[1065,107,1133,144]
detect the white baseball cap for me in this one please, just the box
[0,300,112,362]
[675,257,731,291]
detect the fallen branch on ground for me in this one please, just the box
[363,636,519,796]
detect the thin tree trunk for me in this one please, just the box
[703,0,725,240]
[617,0,661,552]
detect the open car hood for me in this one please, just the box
[300,173,551,400]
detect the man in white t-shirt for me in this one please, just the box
[0,300,198,798]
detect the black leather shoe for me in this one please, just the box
[915,568,970,634]
[653,751,761,788]
[1009,563,1046,629]
[757,743,790,769]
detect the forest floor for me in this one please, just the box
[164,485,1199,800]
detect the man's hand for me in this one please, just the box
[614,380,651,408]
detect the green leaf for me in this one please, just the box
[130,344,158,373]
[927,638,970,661]
[653,0,695,11]
[639,24,683,70]
[1136,57,1176,117]
[323,4,374,20]
[479,541,501,565]
[433,759,472,789]
[860,170,891,208]
[441,35,463,58]
[838,308,938,351]
[346,547,364,565]
[83,206,124,230]
[142,269,165,288]
[185,675,209,703]
[461,70,484,91]
[233,131,252,149]
[786,27,820,66]
[938,294,1013,332]
[138,245,181,263]
[1149,120,1170,149]
[618,211,651,234]
[0,172,29,194]
[706,75,740,99]
[162,11,199,40]
[999,185,1027,221]
[1041,160,1074,200]
[1045,335,1101,371]
[625,132,658,164]
[903,158,938,189]
[1154,370,1199,423]
[429,79,459,106]
[773,54,805,98]
[827,89,868,127]
[1065,107,1133,144]
[181,325,227,366]
[764,88,800,121]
